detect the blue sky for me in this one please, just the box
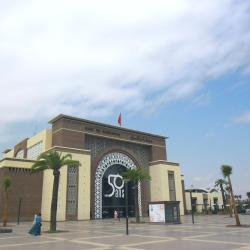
[0,0,249,195]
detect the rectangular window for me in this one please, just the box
[168,171,176,201]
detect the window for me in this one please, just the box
[27,141,43,160]
[168,171,176,201]
[16,150,24,159]
[66,165,78,218]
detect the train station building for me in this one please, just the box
[0,114,185,221]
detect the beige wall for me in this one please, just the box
[149,161,184,215]
[41,169,53,221]
[0,158,35,169]
[3,149,14,158]
[210,191,224,208]
[185,192,204,213]
[41,165,68,221]
[77,152,91,220]
[27,128,52,152]
[41,148,91,221]
[185,191,224,213]
[2,129,52,160]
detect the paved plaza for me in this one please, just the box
[1,215,250,250]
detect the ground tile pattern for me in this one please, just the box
[1,215,250,249]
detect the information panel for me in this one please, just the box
[149,204,165,223]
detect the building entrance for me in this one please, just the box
[102,164,135,218]
[94,152,142,219]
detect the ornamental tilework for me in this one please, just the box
[67,165,78,216]
[85,135,150,170]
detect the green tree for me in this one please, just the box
[31,151,81,232]
[221,165,240,226]
[247,192,250,200]
[2,176,11,227]
[214,179,227,211]
[122,168,151,223]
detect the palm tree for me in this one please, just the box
[221,165,240,226]
[247,192,250,200]
[122,168,151,223]
[31,151,81,232]
[2,176,11,227]
[214,179,227,211]
[225,185,233,218]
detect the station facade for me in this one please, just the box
[0,114,184,221]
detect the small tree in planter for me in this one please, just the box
[122,168,151,223]
[221,165,240,226]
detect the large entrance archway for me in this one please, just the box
[94,152,142,219]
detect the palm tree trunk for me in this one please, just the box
[228,177,240,226]
[134,181,140,223]
[228,196,233,218]
[50,170,60,232]
[220,184,226,212]
[2,191,8,227]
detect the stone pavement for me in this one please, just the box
[1,215,250,250]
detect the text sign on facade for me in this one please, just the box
[104,174,124,198]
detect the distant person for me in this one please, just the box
[33,214,37,224]
[29,213,42,236]
[114,210,118,220]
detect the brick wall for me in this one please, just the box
[0,167,43,222]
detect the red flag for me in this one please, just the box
[118,113,122,126]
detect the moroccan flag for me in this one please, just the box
[118,113,122,126]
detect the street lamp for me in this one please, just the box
[124,179,129,235]
[17,197,22,225]
[189,185,194,224]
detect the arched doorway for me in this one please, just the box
[94,152,142,219]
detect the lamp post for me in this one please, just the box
[17,197,22,225]
[124,179,129,235]
[189,185,194,224]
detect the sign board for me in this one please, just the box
[149,204,165,222]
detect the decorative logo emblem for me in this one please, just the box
[104,174,124,198]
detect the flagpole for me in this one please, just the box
[118,113,122,126]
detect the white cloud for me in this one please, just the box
[191,174,217,190]
[233,112,250,124]
[0,0,250,130]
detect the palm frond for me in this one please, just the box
[215,178,227,187]
[31,160,50,173]
[122,168,151,182]
[31,150,81,173]
[63,159,81,167]
[221,165,232,178]
[61,154,72,162]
